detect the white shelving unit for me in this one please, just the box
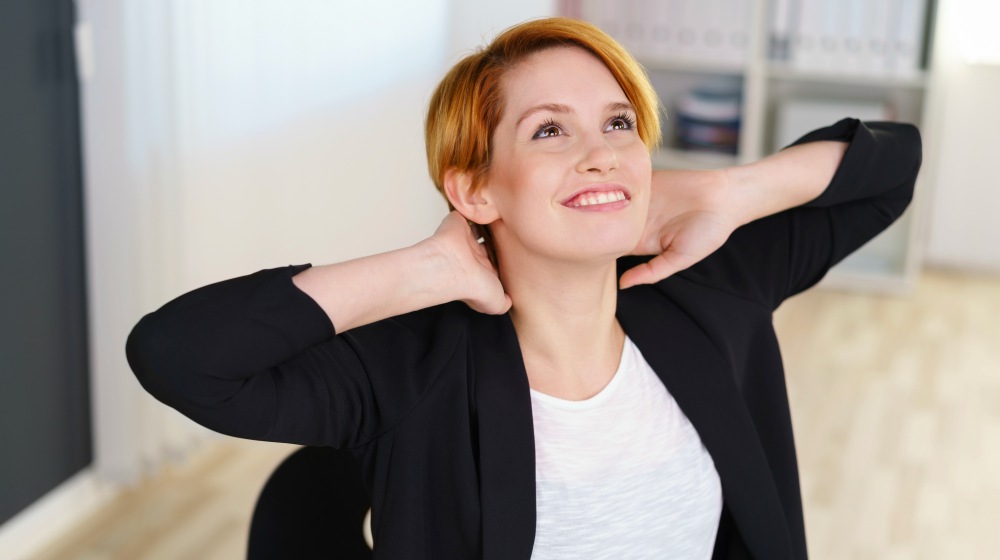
[566,0,937,294]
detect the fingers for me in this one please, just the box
[468,292,512,315]
[500,294,513,314]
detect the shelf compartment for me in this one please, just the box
[766,64,929,90]
[651,147,738,170]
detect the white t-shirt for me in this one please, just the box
[529,336,722,559]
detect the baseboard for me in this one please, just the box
[0,468,117,559]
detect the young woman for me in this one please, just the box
[127,18,921,559]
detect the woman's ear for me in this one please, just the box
[443,169,499,225]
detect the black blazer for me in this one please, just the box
[127,119,921,559]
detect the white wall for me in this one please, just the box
[78,0,557,484]
[449,0,557,60]
[922,0,1000,272]
[78,0,458,488]
[169,2,453,288]
[176,1,556,288]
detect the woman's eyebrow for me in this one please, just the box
[607,101,635,113]
[515,101,636,128]
[515,103,572,128]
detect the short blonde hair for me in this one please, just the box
[425,17,661,204]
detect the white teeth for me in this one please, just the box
[570,190,627,207]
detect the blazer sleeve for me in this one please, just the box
[677,118,922,309]
[125,264,466,449]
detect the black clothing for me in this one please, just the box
[127,119,922,559]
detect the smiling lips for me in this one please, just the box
[563,189,630,210]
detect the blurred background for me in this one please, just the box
[1,0,998,558]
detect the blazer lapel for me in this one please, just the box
[469,311,536,560]
[617,284,795,560]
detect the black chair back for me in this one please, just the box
[247,446,372,559]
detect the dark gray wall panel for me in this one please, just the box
[0,0,92,525]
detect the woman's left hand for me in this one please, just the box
[619,168,741,289]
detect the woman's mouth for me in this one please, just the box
[563,189,630,209]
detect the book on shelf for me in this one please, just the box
[674,80,742,155]
[770,0,929,77]
[718,0,752,65]
[887,0,928,77]
[578,0,753,67]
[769,0,793,60]
[571,0,930,77]
[839,0,866,74]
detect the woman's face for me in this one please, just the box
[482,46,652,266]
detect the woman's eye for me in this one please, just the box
[533,123,562,139]
[607,114,636,131]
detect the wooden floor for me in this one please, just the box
[30,269,1000,559]
[776,270,1000,560]
[30,439,297,560]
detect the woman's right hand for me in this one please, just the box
[292,211,510,332]
[423,212,511,315]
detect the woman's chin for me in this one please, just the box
[495,222,644,268]
[562,235,644,264]
[583,227,644,256]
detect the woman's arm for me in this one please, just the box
[126,212,508,447]
[723,140,848,226]
[621,140,847,288]
[621,119,921,297]
[294,211,510,333]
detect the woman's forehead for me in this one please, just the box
[501,47,627,118]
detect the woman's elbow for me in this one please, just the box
[125,313,187,406]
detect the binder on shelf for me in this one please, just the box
[642,0,677,61]
[815,1,843,73]
[840,0,866,74]
[720,0,752,65]
[676,0,702,61]
[621,0,649,59]
[769,0,928,78]
[701,0,749,66]
[583,0,752,68]
[790,0,822,70]
[770,0,794,62]
[694,0,725,63]
[887,0,928,76]
[582,0,647,59]
[575,1,930,78]
[861,0,892,75]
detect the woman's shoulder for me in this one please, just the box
[616,251,777,309]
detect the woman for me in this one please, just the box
[127,17,921,559]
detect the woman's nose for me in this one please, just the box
[575,133,618,175]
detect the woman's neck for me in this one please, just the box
[499,253,625,400]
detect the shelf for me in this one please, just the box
[570,0,936,294]
[766,64,929,90]
[817,216,916,295]
[640,57,746,77]
[651,147,737,170]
